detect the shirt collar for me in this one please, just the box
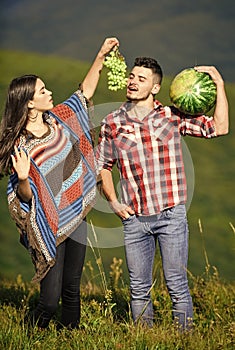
[118,99,163,112]
[116,100,163,123]
[154,99,163,110]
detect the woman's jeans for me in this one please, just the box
[31,220,87,329]
[123,204,193,330]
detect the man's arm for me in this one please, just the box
[194,66,229,136]
[100,169,134,220]
[81,37,119,100]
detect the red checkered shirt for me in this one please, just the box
[96,100,217,215]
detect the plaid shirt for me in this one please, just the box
[96,100,217,215]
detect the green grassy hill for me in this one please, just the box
[1,0,235,82]
[0,50,234,283]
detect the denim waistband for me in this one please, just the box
[136,214,160,222]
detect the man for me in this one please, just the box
[96,57,229,329]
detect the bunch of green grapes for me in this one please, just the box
[103,49,128,91]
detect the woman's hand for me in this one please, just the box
[98,37,119,58]
[11,146,32,202]
[11,145,30,180]
[81,37,120,100]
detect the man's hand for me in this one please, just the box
[194,65,224,86]
[109,200,135,220]
[194,65,229,136]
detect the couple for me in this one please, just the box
[0,37,229,330]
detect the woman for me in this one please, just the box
[0,37,119,329]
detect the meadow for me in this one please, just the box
[0,49,234,282]
[0,49,234,349]
[0,250,234,349]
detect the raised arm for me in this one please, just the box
[194,66,229,136]
[81,37,119,100]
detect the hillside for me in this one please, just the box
[0,50,234,283]
[1,0,235,82]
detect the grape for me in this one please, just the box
[103,48,128,91]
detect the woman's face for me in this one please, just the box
[29,78,54,112]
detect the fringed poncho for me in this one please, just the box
[7,91,96,282]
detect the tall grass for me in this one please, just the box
[0,222,234,349]
[0,263,234,349]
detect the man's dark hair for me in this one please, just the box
[133,57,163,84]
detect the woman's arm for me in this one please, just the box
[81,37,119,100]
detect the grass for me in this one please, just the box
[0,240,234,350]
[0,270,234,349]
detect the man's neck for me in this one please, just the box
[127,101,154,120]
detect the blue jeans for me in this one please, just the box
[31,220,87,329]
[123,204,193,329]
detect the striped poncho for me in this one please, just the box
[7,91,96,282]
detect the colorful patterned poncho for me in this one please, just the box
[7,91,96,282]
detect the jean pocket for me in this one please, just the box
[162,206,176,219]
[162,204,186,219]
[122,214,136,223]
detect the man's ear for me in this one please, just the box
[28,100,34,109]
[151,83,161,95]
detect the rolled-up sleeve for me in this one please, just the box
[172,107,217,138]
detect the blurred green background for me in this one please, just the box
[0,50,234,283]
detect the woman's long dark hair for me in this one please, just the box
[0,74,38,177]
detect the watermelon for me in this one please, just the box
[169,68,217,115]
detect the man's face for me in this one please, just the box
[126,66,159,102]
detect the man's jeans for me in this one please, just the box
[123,204,193,329]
